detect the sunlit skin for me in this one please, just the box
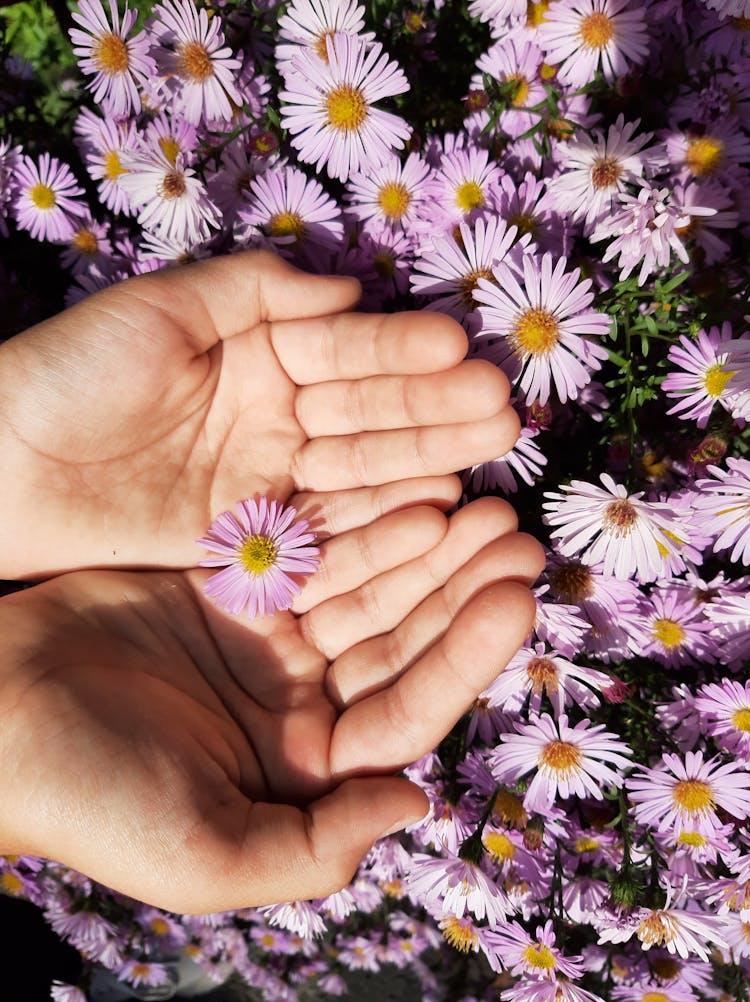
[0,250,522,578]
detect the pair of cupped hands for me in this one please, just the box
[0,251,543,914]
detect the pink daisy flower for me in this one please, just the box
[704,589,750,669]
[344,151,431,231]
[280,33,410,182]
[143,112,198,166]
[59,214,112,275]
[469,0,527,28]
[628,750,750,837]
[638,585,716,669]
[665,117,750,185]
[695,679,750,760]
[538,0,649,87]
[465,424,547,494]
[69,0,156,116]
[693,457,750,565]
[207,138,271,228]
[119,960,170,989]
[662,323,750,428]
[257,901,327,939]
[672,178,739,265]
[548,115,665,232]
[500,980,606,1002]
[404,851,511,928]
[0,139,21,237]
[424,145,502,229]
[492,172,569,256]
[237,164,344,258]
[276,0,374,75]
[543,474,685,583]
[490,713,633,812]
[50,984,87,1002]
[13,153,88,242]
[151,0,243,124]
[598,904,728,962]
[473,252,611,406]
[198,497,320,618]
[76,110,137,216]
[340,224,413,305]
[484,919,584,980]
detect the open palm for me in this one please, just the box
[0,251,519,578]
[1,497,543,912]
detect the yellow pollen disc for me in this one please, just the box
[575,836,600,852]
[742,922,750,944]
[672,779,715,814]
[511,307,560,355]
[526,656,559,694]
[540,62,557,79]
[94,32,129,75]
[374,252,396,279]
[72,229,99,256]
[268,211,306,241]
[590,156,621,189]
[540,739,582,773]
[459,266,495,308]
[378,181,411,220]
[326,85,368,131]
[703,363,735,398]
[483,832,516,862]
[685,137,725,176]
[732,707,750,732]
[240,533,278,574]
[494,789,528,828]
[677,831,707,847]
[160,170,187,199]
[440,917,478,953]
[642,994,670,1002]
[132,964,151,978]
[1,872,23,894]
[30,183,56,210]
[549,562,594,602]
[522,943,557,970]
[314,29,334,62]
[105,150,126,180]
[455,180,485,213]
[507,73,530,107]
[381,878,403,897]
[526,0,551,27]
[649,956,680,980]
[603,498,638,535]
[651,617,686,650]
[150,917,170,936]
[640,451,670,478]
[579,11,614,48]
[177,40,214,81]
[507,211,538,236]
[637,913,673,947]
[261,933,275,947]
[184,944,201,957]
[159,136,182,165]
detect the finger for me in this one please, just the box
[304,497,521,661]
[270,310,468,384]
[295,360,509,437]
[330,582,537,778]
[292,408,522,491]
[292,506,447,613]
[325,530,545,703]
[291,476,461,539]
[121,250,362,350]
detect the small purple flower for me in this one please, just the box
[198,497,319,618]
[13,153,87,242]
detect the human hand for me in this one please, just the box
[0,497,543,912]
[0,250,519,578]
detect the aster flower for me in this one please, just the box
[490,713,633,812]
[484,919,584,979]
[276,0,374,75]
[404,850,511,928]
[693,457,750,564]
[0,137,20,237]
[424,145,502,229]
[280,32,410,182]
[438,914,483,955]
[340,224,413,305]
[464,425,547,494]
[665,117,750,184]
[198,497,319,618]
[344,151,432,231]
[628,750,750,837]
[695,679,750,761]
[500,980,607,1002]
[628,906,728,963]
[469,0,528,28]
[13,153,88,242]
[492,172,569,256]
[59,215,112,275]
[50,984,88,1002]
[538,0,649,86]
[119,959,171,989]
[473,252,611,406]
[76,110,137,216]
[207,138,270,228]
[69,0,156,116]
[638,585,716,669]
[662,323,750,428]
[672,178,739,266]
[543,474,686,582]
[143,112,198,166]
[151,0,243,124]
[257,900,327,938]
[118,146,219,244]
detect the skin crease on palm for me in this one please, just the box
[0,251,545,913]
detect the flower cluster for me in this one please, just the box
[3,0,750,999]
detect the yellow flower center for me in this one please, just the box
[240,533,278,574]
[676,831,708,847]
[511,307,560,355]
[374,252,396,279]
[1,872,23,895]
[637,913,674,947]
[703,362,735,397]
[314,30,334,61]
[540,739,582,773]
[507,73,530,107]
[94,32,129,75]
[540,62,557,79]
[105,150,126,180]
[522,943,556,970]
[642,994,670,1002]
[326,85,368,131]
[159,136,182,165]
[742,922,750,944]
[526,656,559,695]
[651,618,685,650]
[547,117,575,141]
[685,137,725,176]
[30,183,56,210]
[493,789,529,828]
[268,211,306,241]
[507,211,538,236]
[131,964,151,979]
[590,156,621,189]
[459,266,495,309]
[454,180,485,213]
[261,933,275,947]
[672,779,715,814]
[150,917,170,936]
[732,707,750,732]
[381,878,404,897]
[548,562,594,602]
[527,0,551,27]
[72,229,99,256]
[649,956,680,981]
[483,832,516,862]
[378,181,411,220]
[575,836,600,852]
[440,917,478,953]
[177,40,214,81]
[184,943,201,957]
[603,498,638,535]
[159,170,187,200]
[579,11,614,48]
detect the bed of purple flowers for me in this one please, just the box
[2,0,750,999]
